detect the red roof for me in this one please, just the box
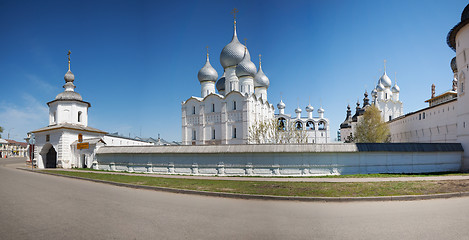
[6,139,28,147]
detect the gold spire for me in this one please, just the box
[67,50,71,71]
[206,46,209,58]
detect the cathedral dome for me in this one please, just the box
[295,107,302,114]
[392,84,400,93]
[379,72,392,88]
[371,88,377,96]
[216,74,226,91]
[305,104,314,112]
[254,64,270,88]
[198,54,218,82]
[235,49,257,77]
[376,82,385,91]
[277,100,285,109]
[55,91,83,101]
[64,70,75,82]
[220,24,249,69]
[451,57,458,73]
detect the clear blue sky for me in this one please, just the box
[0,0,467,142]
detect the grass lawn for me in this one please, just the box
[43,170,469,197]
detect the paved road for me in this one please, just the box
[1,158,469,240]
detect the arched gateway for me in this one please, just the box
[44,146,57,168]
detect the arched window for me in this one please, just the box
[78,111,82,122]
[212,104,215,112]
[295,121,303,130]
[306,121,315,130]
[233,101,237,110]
[278,118,287,131]
[318,121,326,130]
[52,111,56,123]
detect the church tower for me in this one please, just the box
[47,51,90,127]
[448,3,469,170]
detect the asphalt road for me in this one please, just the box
[1,158,469,240]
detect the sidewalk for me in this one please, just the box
[36,167,469,183]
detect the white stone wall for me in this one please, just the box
[96,144,462,176]
[102,136,153,146]
[49,101,88,126]
[389,100,457,143]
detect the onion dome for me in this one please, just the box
[392,83,400,93]
[64,70,75,82]
[277,100,285,109]
[317,107,324,114]
[236,48,257,77]
[305,104,314,112]
[254,55,270,88]
[447,4,469,51]
[220,21,250,68]
[216,73,226,91]
[451,57,458,73]
[295,107,302,114]
[371,88,377,96]
[198,53,218,82]
[376,82,385,91]
[379,71,392,88]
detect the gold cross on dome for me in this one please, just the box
[206,46,209,57]
[231,8,238,20]
[67,50,71,61]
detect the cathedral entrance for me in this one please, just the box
[45,147,57,168]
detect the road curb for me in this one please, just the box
[19,168,469,202]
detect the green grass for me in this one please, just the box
[71,168,469,178]
[42,170,469,197]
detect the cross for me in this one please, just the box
[67,50,71,62]
[206,46,209,57]
[259,54,262,66]
[231,8,238,20]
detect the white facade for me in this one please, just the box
[182,18,330,145]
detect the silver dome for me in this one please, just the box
[216,74,226,91]
[254,65,270,88]
[371,88,378,96]
[55,91,83,101]
[277,100,285,109]
[305,104,314,112]
[451,57,457,73]
[220,25,249,68]
[379,71,392,88]
[236,49,257,77]
[376,82,385,91]
[198,54,218,82]
[392,84,400,93]
[317,107,324,113]
[64,70,75,82]
[295,107,302,113]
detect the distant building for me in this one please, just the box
[0,139,28,158]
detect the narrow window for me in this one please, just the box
[192,106,196,114]
[192,130,196,140]
[423,112,425,119]
[233,127,237,138]
[419,114,421,120]
[233,101,237,110]
[212,129,216,139]
[46,135,50,142]
[212,104,215,112]
[389,116,391,121]
[78,111,82,122]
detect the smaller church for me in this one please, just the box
[30,51,152,169]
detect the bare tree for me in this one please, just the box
[248,119,308,144]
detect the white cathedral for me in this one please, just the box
[181,16,330,145]
[340,65,403,141]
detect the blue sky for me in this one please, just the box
[0,0,467,142]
